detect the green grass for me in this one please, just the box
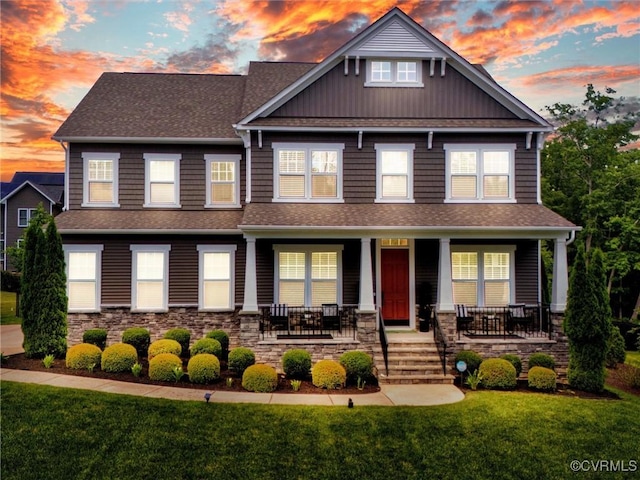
[1,382,639,480]
[626,350,640,368]
[0,291,21,325]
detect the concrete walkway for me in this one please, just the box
[0,325,464,407]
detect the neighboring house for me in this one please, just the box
[1,172,65,270]
[52,8,578,381]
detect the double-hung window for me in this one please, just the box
[205,155,240,207]
[274,246,342,306]
[64,245,103,312]
[273,143,343,202]
[366,60,423,87]
[376,144,415,202]
[445,144,515,202]
[82,152,119,206]
[451,246,515,306]
[198,245,236,310]
[17,208,37,227]
[131,245,170,311]
[144,154,181,207]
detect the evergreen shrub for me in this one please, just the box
[190,338,222,358]
[228,347,255,375]
[528,366,557,391]
[188,354,221,384]
[282,349,312,379]
[66,343,102,370]
[242,364,278,392]
[83,329,108,350]
[339,351,374,383]
[122,328,150,358]
[479,358,517,390]
[312,360,346,389]
[148,353,183,382]
[101,343,138,373]
[148,339,182,360]
[163,329,191,357]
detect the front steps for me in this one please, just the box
[375,332,455,385]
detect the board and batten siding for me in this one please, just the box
[272,60,518,119]
[67,143,245,211]
[62,234,245,307]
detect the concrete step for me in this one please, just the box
[378,373,455,385]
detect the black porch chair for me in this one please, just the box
[455,304,474,336]
[321,303,341,332]
[270,304,289,332]
[506,304,533,333]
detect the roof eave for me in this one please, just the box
[234,125,553,133]
[57,228,243,235]
[51,136,243,145]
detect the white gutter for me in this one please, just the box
[56,229,243,235]
[57,140,69,211]
[236,130,252,204]
[233,125,553,134]
[51,136,243,145]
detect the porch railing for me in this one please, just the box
[378,308,389,376]
[431,308,448,375]
[456,303,552,339]
[259,305,357,340]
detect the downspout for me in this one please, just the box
[57,140,70,211]
[235,130,252,204]
[536,133,547,205]
[566,230,576,246]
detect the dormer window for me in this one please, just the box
[366,59,423,87]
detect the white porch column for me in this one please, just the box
[437,238,454,311]
[359,238,376,312]
[242,236,259,312]
[551,236,568,313]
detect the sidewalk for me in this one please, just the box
[0,325,464,406]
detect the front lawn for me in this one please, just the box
[0,291,21,325]
[1,382,638,480]
[626,350,640,368]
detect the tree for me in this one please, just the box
[543,84,640,317]
[21,217,67,358]
[564,245,612,392]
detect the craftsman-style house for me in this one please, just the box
[53,8,577,381]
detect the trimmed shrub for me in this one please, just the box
[282,349,312,379]
[83,329,108,350]
[500,353,523,377]
[206,330,230,358]
[242,364,278,392]
[528,366,557,391]
[312,359,346,389]
[122,328,150,358]
[339,351,374,384]
[528,353,556,371]
[479,358,517,390]
[188,354,221,384]
[606,326,626,368]
[101,343,138,373]
[164,328,191,357]
[228,347,255,376]
[190,338,222,359]
[148,339,182,360]
[66,343,102,370]
[148,353,183,382]
[454,350,483,374]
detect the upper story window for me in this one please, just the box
[205,154,240,208]
[366,59,423,87]
[17,208,37,227]
[64,245,103,312]
[273,143,344,202]
[144,153,181,208]
[82,152,119,207]
[375,144,415,202]
[130,245,171,312]
[444,144,516,202]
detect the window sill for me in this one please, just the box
[204,204,242,209]
[272,198,345,203]
[199,308,235,313]
[374,198,415,203]
[68,309,101,314]
[81,203,121,208]
[131,308,169,313]
[364,82,424,88]
[143,204,182,209]
[444,199,516,204]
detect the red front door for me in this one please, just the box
[381,249,410,323]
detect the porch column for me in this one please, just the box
[551,236,568,313]
[242,235,259,313]
[437,238,454,311]
[359,238,376,312]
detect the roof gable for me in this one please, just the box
[0,180,61,205]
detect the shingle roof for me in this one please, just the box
[54,209,244,232]
[1,172,65,204]
[241,203,577,230]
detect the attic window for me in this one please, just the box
[366,59,423,87]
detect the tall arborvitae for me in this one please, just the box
[564,245,612,392]
[41,221,68,357]
[21,221,46,357]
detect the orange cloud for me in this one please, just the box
[517,64,640,88]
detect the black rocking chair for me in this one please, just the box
[506,304,533,333]
[455,304,474,337]
[270,304,289,332]
[321,303,341,332]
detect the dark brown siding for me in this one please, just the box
[273,60,518,119]
[62,234,245,307]
[515,240,539,304]
[415,239,439,304]
[252,131,537,205]
[68,143,245,210]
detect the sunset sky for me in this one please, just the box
[1,0,639,182]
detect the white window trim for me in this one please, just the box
[451,245,516,306]
[204,154,241,208]
[144,153,181,208]
[197,245,237,311]
[17,208,37,227]
[375,143,415,203]
[82,152,120,207]
[63,245,104,313]
[130,245,171,312]
[444,144,516,203]
[272,143,345,203]
[365,59,424,87]
[273,244,344,307]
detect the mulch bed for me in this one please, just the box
[0,353,380,395]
